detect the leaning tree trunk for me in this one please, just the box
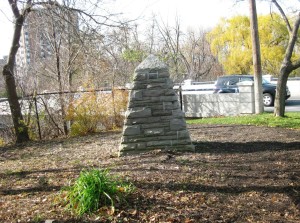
[273,13,300,117]
[274,65,290,116]
[2,13,30,143]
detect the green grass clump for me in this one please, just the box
[186,112,300,129]
[62,169,134,216]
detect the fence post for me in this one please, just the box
[33,92,42,140]
[179,84,183,111]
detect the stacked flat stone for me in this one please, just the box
[119,55,195,156]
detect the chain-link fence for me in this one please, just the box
[0,88,128,144]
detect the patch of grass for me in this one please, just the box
[32,214,44,223]
[61,169,134,216]
[186,112,300,129]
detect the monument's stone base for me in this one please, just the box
[119,55,195,156]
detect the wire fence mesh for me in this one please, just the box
[0,88,128,144]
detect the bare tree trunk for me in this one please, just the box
[249,0,263,114]
[2,2,30,143]
[54,36,69,135]
[272,0,300,117]
[274,67,290,116]
[49,13,69,135]
[56,53,69,135]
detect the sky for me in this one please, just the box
[0,0,299,58]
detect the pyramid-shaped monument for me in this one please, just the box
[119,54,195,156]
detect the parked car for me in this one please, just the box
[214,75,291,107]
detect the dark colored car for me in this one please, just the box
[214,75,291,107]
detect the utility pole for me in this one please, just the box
[249,0,264,113]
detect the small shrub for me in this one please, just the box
[0,137,5,146]
[61,169,134,216]
[66,89,128,136]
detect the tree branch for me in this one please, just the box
[271,0,292,33]
[8,0,20,18]
[284,13,300,63]
[31,0,126,28]
[291,59,300,70]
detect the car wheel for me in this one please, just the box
[263,93,274,107]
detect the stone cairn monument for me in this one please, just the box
[119,54,195,156]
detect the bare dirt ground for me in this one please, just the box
[0,124,299,223]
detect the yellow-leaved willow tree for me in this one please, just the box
[207,13,296,76]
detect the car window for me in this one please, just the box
[240,77,253,82]
[227,78,238,86]
[262,78,271,84]
[216,78,228,86]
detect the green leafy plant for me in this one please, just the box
[122,49,145,62]
[32,213,44,223]
[61,169,134,216]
